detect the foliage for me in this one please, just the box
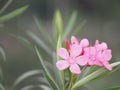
[15,10,120,90]
[0,1,120,89]
[0,1,29,89]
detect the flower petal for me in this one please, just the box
[96,42,108,51]
[94,60,103,66]
[70,64,81,74]
[84,47,90,56]
[56,60,69,70]
[95,40,99,45]
[89,47,96,56]
[103,49,112,61]
[103,62,112,70]
[76,56,88,66]
[80,38,89,47]
[88,59,94,66]
[100,42,108,50]
[64,38,70,51]
[57,48,69,59]
[71,36,79,45]
[70,45,82,57]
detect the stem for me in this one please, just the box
[61,71,65,90]
[68,73,74,90]
[75,66,88,82]
[68,66,88,90]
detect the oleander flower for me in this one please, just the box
[56,36,112,75]
[64,36,89,52]
[56,36,89,74]
[71,36,89,48]
[83,40,112,70]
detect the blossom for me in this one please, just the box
[83,40,112,70]
[71,36,89,48]
[56,36,112,75]
[56,36,89,74]
[64,36,89,51]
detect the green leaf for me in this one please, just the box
[72,62,120,90]
[3,33,34,52]
[53,10,63,36]
[0,67,3,81]
[27,31,51,55]
[21,85,51,90]
[91,66,119,82]
[15,36,34,51]
[0,46,6,61]
[0,83,5,90]
[52,52,63,89]
[33,16,54,48]
[73,19,87,35]
[17,37,34,51]
[0,5,29,23]
[104,86,120,90]
[56,35,65,90]
[53,10,63,44]
[63,11,77,38]
[13,70,43,88]
[40,85,51,90]
[0,0,13,15]
[83,66,97,77]
[56,35,62,51]
[35,47,60,90]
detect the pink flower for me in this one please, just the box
[64,38,70,51]
[71,36,89,48]
[56,45,88,74]
[56,36,112,74]
[83,40,112,70]
[64,36,89,52]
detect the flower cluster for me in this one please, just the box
[56,36,112,74]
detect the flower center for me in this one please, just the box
[90,56,96,61]
[69,57,75,64]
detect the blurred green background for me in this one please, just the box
[0,0,120,90]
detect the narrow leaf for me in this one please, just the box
[13,70,42,88]
[0,83,5,90]
[33,16,54,47]
[52,52,62,88]
[73,20,87,35]
[104,86,120,90]
[18,37,34,51]
[0,67,3,81]
[27,31,51,55]
[15,36,34,51]
[53,10,63,38]
[35,47,60,90]
[40,85,51,90]
[72,62,120,90]
[0,5,29,23]
[56,35,62,51]
[63,11,77,38]
[91,66,119,82]
[56,35,65,89]
[0,46,6,61]
[0,0,13,14]
[21,85,51,90]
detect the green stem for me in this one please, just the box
[68,66,88,90]
[61,71,65,90]
[75,66,88,82]
[68,73,74,90]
